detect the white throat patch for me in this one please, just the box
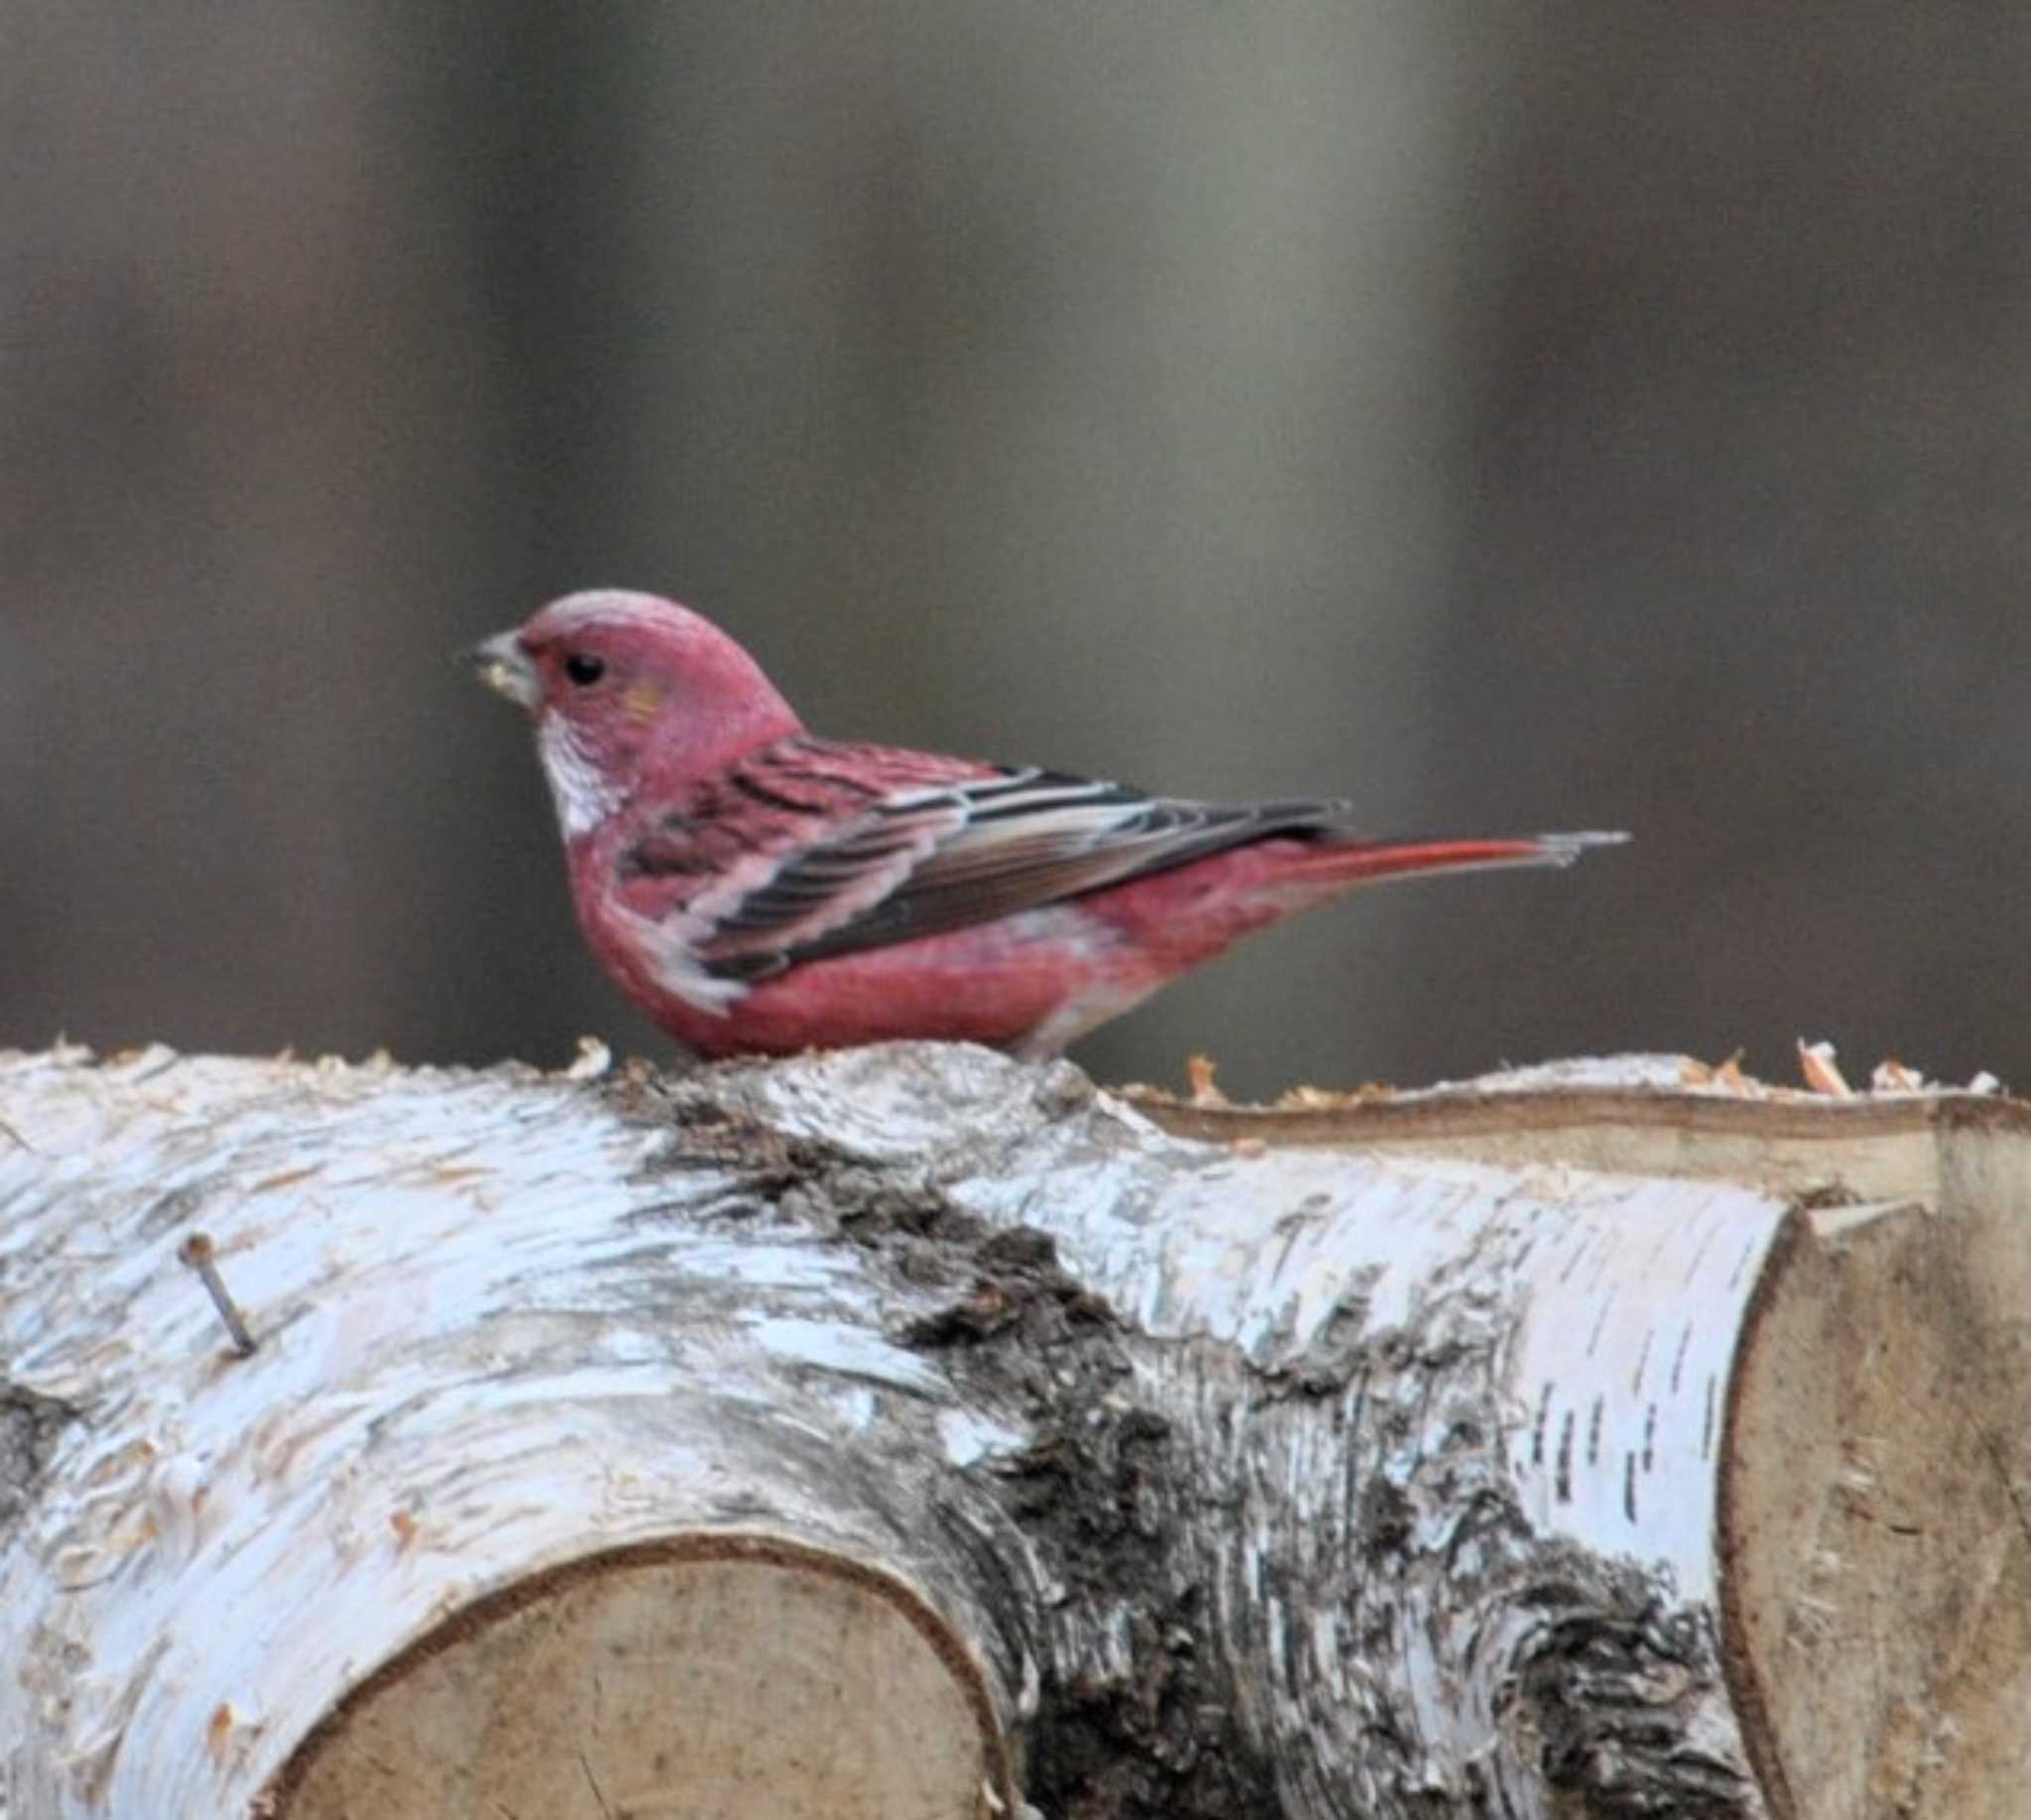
[537,715,625,838]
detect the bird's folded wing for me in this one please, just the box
[694,761,1346,979]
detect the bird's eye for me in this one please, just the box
[562,652,606,687]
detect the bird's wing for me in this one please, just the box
[668,745,1347,980]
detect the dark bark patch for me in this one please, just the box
[1501,1562,1755,1818]
[0,1381,78,1542]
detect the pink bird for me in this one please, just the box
[474,590,1622,1059]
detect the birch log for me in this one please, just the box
[2,1042,2027,1820]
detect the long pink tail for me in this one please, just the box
[1291,829,1628,886]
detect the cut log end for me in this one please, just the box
[264,1536,1012,1820]
[1723,1137,2031,1820]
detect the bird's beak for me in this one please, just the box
[469,632,540,709]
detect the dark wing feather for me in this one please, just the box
[696,763,1346,979]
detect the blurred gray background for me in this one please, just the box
[7,5,2028,1098]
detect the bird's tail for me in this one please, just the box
[1288,828,1628,887]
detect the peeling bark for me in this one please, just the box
[2,1042,2027,1819]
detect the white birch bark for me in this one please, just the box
[2,1041,2026,1819]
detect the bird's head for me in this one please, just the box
[473,589,802,838]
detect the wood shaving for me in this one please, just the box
[1273,1082,1396,1110]
[1870,1058,1924,1094]
[1797,1039,1852,1097]
[1711,1054,1761,1098]
[1185,1053,1230,1109]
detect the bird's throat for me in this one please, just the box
[537,716,628,838]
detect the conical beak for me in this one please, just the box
[469,632,540,708]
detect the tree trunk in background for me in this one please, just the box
[4,1043,2027,1818]
[0,7,589,1055]
[601,3,1521,1094]
[10,7,2031,1095]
